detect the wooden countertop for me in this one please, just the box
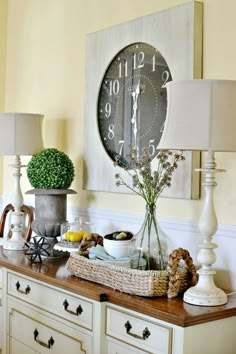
[0,246,236,328]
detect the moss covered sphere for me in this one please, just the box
[27,148,75,189]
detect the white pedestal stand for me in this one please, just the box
[184,151,227,306]
[3,155,25,250]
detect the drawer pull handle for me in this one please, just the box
[63,299,83,316]
[15,281,31,295]
[34,328,55,349]
[125,320,151,340]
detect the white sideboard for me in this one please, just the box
[0,249,236,354]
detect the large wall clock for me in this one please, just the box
[83,1,203,199]
[97,42,172,167]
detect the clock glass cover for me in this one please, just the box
[97,42,172,167]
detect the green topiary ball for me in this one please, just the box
[27,148,75,189]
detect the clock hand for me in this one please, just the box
[131,81,140,119]
[131,92,138,123]
[131,81,140,148]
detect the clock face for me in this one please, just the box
[97,42,172,167]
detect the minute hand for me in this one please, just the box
[131,81,140,148]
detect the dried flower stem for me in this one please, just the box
[115,148,185,205]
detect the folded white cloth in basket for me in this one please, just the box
[89,244,130,266]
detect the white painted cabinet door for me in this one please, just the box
[7,299,93,354]
[9,337,39,354]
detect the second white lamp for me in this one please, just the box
[0,112,44,250]
[158,79,236,306]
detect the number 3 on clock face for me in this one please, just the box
[97,42,172,167]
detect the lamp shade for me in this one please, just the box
[158,79,236,152]
[0,112,44,155]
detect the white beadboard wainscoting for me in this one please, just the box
[1,194,236,292]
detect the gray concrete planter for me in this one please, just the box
[26,189,76,238]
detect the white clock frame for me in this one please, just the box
[83,1,203,199]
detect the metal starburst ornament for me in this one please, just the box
[25,236,51,263]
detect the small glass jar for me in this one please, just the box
[74,217,94,233]
[61,221,79,242]
[61,217,94,243]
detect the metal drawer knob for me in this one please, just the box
[125,320,151,340]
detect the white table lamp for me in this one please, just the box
[158,79,236,306]
[0,112,44,250]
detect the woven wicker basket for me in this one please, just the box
[66,248,197,298]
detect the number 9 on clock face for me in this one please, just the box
[97,42,172,167]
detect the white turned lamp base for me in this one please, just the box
[184,269,227,306]
[183,152,227,307]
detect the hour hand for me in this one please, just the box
[131,81,140,124]
[133,81,140,102]
[135,81,140,96]
[131,92,137,123]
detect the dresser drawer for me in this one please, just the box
[107,337,150,354]
[7,299,92,354]
[7,271,93,330]
[106,307,172,354]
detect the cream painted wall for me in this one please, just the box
[0,0,7,110]
[0,0,7,191]
[1,0,236,226]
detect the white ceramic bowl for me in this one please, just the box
[103,231,133,258]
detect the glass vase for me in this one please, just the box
[129,204,170,270]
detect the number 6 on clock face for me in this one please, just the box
[97,42,172,167]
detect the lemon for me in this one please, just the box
[64,231,72,241]
[64,230,90,242]
[69,231,83,242]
